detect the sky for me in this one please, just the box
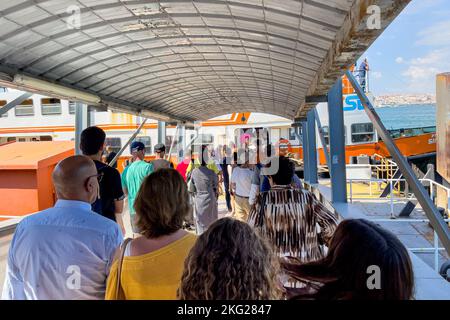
[357,0,450,96]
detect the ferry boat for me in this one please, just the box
[0,76,436,173]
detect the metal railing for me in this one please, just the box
[370,218,448,272]
[347,178,450,217]
[346,177,450,271]
[372,153,398,181]
[305,180,449,273]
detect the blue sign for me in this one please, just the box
[343,94,364,112]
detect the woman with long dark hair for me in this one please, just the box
[282,219,415,300]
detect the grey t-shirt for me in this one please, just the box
[151,158,173,171]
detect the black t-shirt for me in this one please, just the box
[92,160,124,221]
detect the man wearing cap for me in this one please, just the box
[151,143,174,171]
[121,141,153,234]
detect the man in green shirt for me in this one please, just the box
[122,141,153,233]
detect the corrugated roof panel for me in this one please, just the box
[0,0,409,121]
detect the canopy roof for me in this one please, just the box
[0,0,409,122]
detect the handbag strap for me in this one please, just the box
[115,237,132,299]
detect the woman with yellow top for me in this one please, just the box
[106,168,196,300]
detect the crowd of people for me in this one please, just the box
[2,125,415,300]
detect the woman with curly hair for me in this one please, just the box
[178,218,283,300]
[106,168,197,300]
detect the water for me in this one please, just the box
[375,104,436,130]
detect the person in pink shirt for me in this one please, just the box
[176,151,192,181]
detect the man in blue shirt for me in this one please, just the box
[359,58,369,92]
[2,155,123,300]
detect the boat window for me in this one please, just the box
[41,98,61,115]
[105,137,122,153]
[321,126,347,145]
[68,101,76,114]
[40,135,53,141]
[0,100,7,117]
[7,137,16,142]
[289,127,298,141]
[351,123,374,143]
[191,133,214,145]
[15,99,34,116]
[135,136,152,154]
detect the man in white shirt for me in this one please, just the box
[2,155,123,300]
[230,157,254,222]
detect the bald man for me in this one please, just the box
[2,155,123,300]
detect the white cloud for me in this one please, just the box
[401,47,450,93]
[372,71,382,79]
[395,57,404,64]
[416,20,450,47]
[403,65,439,80]
[403,0,445,15]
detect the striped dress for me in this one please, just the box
[248,185,339,263]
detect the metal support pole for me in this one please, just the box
[183,128,199,157]
[88,106,95,126]
[314,107,331,169]
[301,121,310,183]
[434,231,439,272]
[0,92,33,116]
[307,110,318,184]
[177,124,186,162]
[109,119,148,167]
[75,102,89,155]
[346,70,450,254]
[349,180,353,203]
[157,121,166,145]
[291,119,303,145]
[166,125,179,161]
[327,78,347,203]
[390,180,395,218]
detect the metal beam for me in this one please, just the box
[291,120,303,145]
[307,109,318,184]
[345,70,450,254]
[109,118,148,168]
[301,121,310,183]
[166,125,179,161]
[183,128,199,157]
[314,107,331,169]
[0,92,32,116]
[74,102,89,155]
[305,95,327,103]
[157,121,166,145]
[177,123,186,162]
[296,0,411,118]
[327,78,347,203]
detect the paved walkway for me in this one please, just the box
[0,195,447,296]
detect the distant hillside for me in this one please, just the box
[374,94,436,106]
